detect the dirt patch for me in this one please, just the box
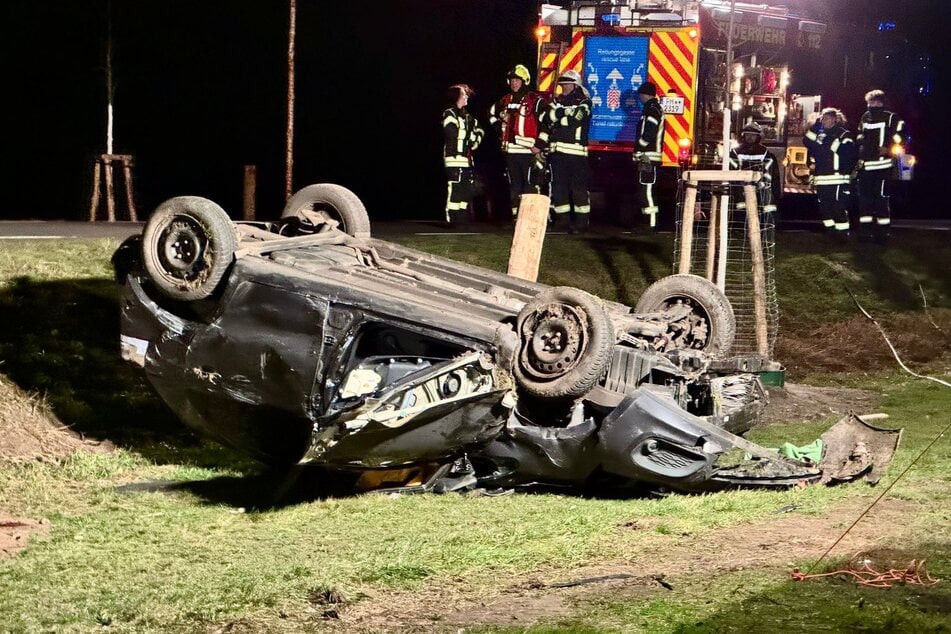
[330,498,923,632]
[0,376,110,559]
[762,383,881,425]
[777,310,951,380]
[0,375,112,464]
[0,516,50,560]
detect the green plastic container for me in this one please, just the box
[758,367,786,388]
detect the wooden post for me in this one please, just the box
[285,0,297,200]
[243,165,257,221]
[743,183,769,356]
[507,194,550,282]
[89,161,102,222]
[89,154,136,222]
[705,194,718,282]
[103,157,116,222]
[122,158,137,221]
[678,182,698,274]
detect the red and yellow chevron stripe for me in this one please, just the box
[538,48,559,93]
[539,31,585,93]
[647,29,699,165]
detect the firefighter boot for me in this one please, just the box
[571,213,590,234]
[551,212,571,232]
[873,223,890,245]
[448,208,470,227]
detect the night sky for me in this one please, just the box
[1,1,948,222]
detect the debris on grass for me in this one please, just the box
[793,558,940,588]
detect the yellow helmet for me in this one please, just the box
[507,64,531,84]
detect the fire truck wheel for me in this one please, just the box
[634,274,736,356]
[515,287,614,400]
[281,183,371,239]
[141,196,236,301]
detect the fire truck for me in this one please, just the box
[535,0,831,209]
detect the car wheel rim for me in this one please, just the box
[520,305,586,380]
[158,217,211,283]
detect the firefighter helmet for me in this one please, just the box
[556,69,582,86]
[507,64,531,84]
[741,122,763,139]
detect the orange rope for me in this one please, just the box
[793,559,940,588]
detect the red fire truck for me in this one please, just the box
[535,1,830,202]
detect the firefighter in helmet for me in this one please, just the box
[633,82,665,230]
[856,89,906,243]
[534,70,592,233]
[804,108,857,240]
[729,122,779,215]
[442,83,484,226]
[488,64,548,221]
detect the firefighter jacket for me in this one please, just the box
[634,97,665,163]
[804,122,857,185]
[856,106,905,172]
[488,88,547,154]
[534,89,591,157]
[442,106,483,168]
[729,141,779,185]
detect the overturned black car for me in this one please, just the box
[113,184,891,494]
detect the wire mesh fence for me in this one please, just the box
[672,163,779,358]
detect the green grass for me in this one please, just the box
[0,232,949,632]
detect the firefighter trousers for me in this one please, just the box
[816,183,851,234]
[445,167,474,225]
[505,153,536,217]
[857,169,891,235]
[549,152,590,230]
[636,162,660,228]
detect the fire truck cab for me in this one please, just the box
[536,1,829,217]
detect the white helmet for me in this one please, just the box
[556,70,582,86]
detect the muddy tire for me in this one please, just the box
[514,287,614,400]
[281,183,371,238]
[634,274,735,356]
[141,196,236,301]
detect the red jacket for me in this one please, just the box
[489,89,546,154]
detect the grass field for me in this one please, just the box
[0,229,949,632]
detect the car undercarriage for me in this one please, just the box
[113,183,899,495]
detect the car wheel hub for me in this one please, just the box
[521,305,586,379]
[159,218,208,280]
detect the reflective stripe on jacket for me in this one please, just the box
[535,91,591,156]
[442,107,483,168]
[634,98,665,164]
[489,90,547,154]
[804,123,857,177]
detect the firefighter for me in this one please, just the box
[856,89,906,243]
[729,122,779,215]
[633,82,665,229]
[442,83,484,226]
[804,108,857,240]
[534,70,592,233]
[488,64,548,221]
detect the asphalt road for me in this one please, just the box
[0,218,947,240]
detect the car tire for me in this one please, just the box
[281,183,371,238]
[141,196,236,301]
[634,274,736,356]
[514,286,614,400]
